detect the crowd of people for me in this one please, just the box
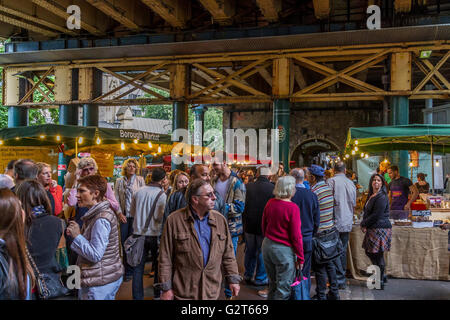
[0,153,448,301]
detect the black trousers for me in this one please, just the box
[366,251,385,281]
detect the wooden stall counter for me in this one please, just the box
[348,224,449,281]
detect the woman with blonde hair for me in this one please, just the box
[36,162,63,216]
[0,188,34,300]
[261,176,304,300]
[114,158,145,281]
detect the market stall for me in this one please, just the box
[344,124,450,281]
[0,124,173,182]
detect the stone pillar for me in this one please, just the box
[272,58,291,173]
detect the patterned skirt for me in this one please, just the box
[362,228,392,253]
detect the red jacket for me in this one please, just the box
[49,184,63,216]
[262,198,304,263]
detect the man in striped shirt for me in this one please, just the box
[307,165,339,300]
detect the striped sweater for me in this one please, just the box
[311,180,335,232]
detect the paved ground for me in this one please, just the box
[115,241,450,300]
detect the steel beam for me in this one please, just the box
[0,12,58,37]
[198,0,235,25]
[255,0,281,22]
[85,0,140,31]
[140,0,189,28]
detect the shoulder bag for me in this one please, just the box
[26,247,69,300]
[312,226,344,265]
[124,190,164,267]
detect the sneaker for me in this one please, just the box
[253,280,269,287]
[257,289,268,298]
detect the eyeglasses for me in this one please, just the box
[195,192,215,199]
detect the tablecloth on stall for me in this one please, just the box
[348,225,449,281]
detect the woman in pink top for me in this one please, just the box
[261,176,304,300]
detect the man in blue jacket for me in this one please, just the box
[290,168,321,296]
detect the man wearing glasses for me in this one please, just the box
[157,178,241,300]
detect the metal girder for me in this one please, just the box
[0,4,76,36]
[0,12,58,37]
[255,0,281,22]
[93,63,168,102]
[198,0,235,25]
[312,0,331,19]
[413,51,450,94]
[31,0,104,36]
[140,0,189,28]
[192,68,237,96]
[17,67,54,105]
[85,0,140,31]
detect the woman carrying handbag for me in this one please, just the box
[361,173,392,290]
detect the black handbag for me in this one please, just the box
[26,248,69,300]
[312,227,344,265]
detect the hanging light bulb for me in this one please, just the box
[0,140,3,145]
[78,137,83,144]
[361,153,365,158]
[351,150,356,155]
[148,141,152,148]
[158,146,162,153]
[409,162,413,167]
[345,154,350,159]
[121,142,125,150]
[354,146,358,151]
[40,135,45,139]
[355,140,359,145]
[15,137,19,140]
[56,135,61,142]
[96,137,101,145]
[133,139,138,144]
[436,160,440,167]
[384,159,388,163]
[365,154,369,159]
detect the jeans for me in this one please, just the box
[262,238,296,300]
[244,233,267,285]
[78,277,123,300]
[302,240,313,298]
[314,259,339,300]
[120,217,134,277]
[224,235,239,298]
[132,236,159,300]
[333,232,349,287]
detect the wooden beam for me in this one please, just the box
[170,64,190,99]
[0,4,76,36]
[140,0,189,28]
[312,0,331,19]
[198,0,235,25]
[0,12,58,37]
[85,0,140,31]
[255,0,281,22]
[31,0,104,36]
